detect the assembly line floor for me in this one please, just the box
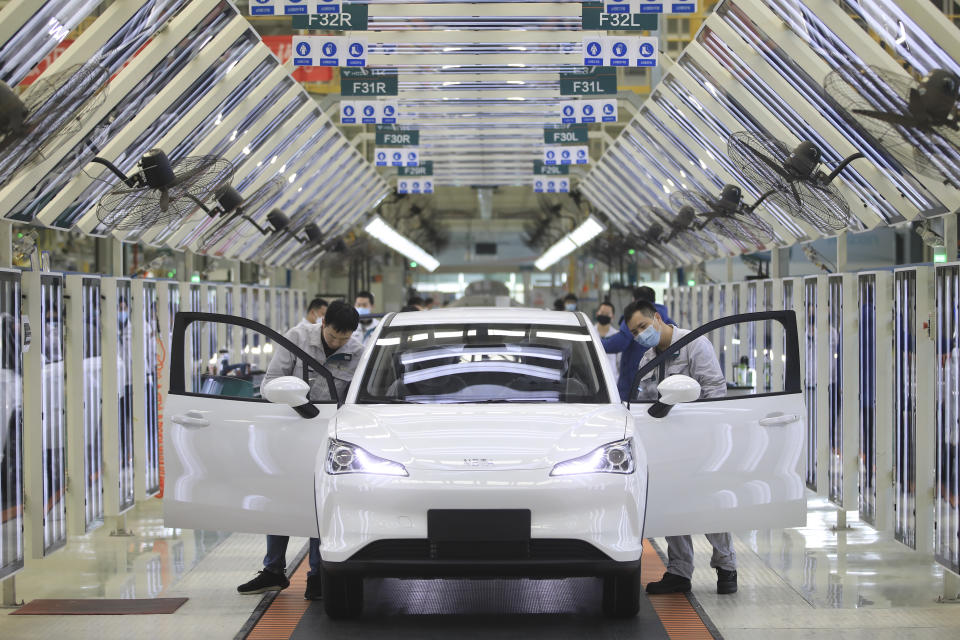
[2,497,960,639]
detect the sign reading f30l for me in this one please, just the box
[544,125,588,145]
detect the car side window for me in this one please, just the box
[630,311,801,404]
[169,314,340,405]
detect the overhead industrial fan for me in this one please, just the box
[641,205,718,257]
[670,185,778,251]
[823,66,960,185]
[727,131,862,233]
[196,178,285,253]
[0,63,110,168]
[94,148,234,231]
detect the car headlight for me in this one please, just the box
[325,439,408,477]
[550,439,635,476]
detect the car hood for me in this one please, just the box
[334,404,627,471]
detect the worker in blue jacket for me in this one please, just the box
[601,286,674,401]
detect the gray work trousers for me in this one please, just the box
[665,533,737,580]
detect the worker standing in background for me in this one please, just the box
[601,286,674,401]
[352,291,379,345]
[296,298,327,329]
[594,300,619,377]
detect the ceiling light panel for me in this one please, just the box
[705,6,942,219]
[22,1,241,230]
[59,30,261,234]
[754,0,960,196]
[0,0,106,86]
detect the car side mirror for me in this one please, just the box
[262,376,319,419]
[647,375,701,418]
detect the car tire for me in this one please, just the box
[321,569,363,619]
[602,566,641,618]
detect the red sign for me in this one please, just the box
[20,40,74,85]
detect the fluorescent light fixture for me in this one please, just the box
[364,216,440,272]
[534,216,605,271]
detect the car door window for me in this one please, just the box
[169,313,340,405]
[630,311,802,404]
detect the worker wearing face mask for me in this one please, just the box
[352,291,378,345]
[562,293,578,312]
[594,300,619,376]
[626,300,736,596]
[600,287,674,401]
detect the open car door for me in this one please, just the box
[163,313,340,537]
[630,311,806,538]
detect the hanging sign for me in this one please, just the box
[557,100,618,124]
[292,36,343,66]
[341,100,400,124]
[376,148,420,167]
[533,177,571,193]
[291,3,368,29]
[252,0,362,15]
[603,0,697,13]
[582,2,659,29]
[544,124,588,145]
[634,36,659,67]
[399,161,433,176]
[345,37,367,67]
[340,101,358,124]
[339,68,398,96]
[534,160,569,175]
[560,67,617,96]
[398,178,434,194]
[580,36,658,69]
[544,145,589,166]
[376,126,419,146]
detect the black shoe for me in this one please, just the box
[645,572,691,594]
[304,574,322,600]
[237,570,290,595]
[717,568,738,594]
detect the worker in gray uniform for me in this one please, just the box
[237,300,363,601]
[625,300,738,595]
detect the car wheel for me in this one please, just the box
[321,569,363,619]
[602,566,641,618]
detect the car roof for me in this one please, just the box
[385,307,586,328]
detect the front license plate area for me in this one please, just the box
[428,509,531,560]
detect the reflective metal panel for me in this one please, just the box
[141,281,160,501]
[894,270,917,548]
[827,275,843,505]
[40,274,66,554]
[804,276,818,490]
[935,265,959,572]
[0,271,23,578]
[117,279,134,512]
[80,277,103,530]
[858,273,878,525]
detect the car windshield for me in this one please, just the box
[356,322,609,404]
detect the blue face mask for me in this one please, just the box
[635,325,660,348]
[564,303,577,312]
[356,306,371,316]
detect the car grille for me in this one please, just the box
[348,539,611,562]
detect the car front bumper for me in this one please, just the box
[315,467,646,567]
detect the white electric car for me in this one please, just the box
[163,307,806,618]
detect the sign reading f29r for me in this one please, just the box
[533,177,570,193]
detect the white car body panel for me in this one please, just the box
[162,308,806,564]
